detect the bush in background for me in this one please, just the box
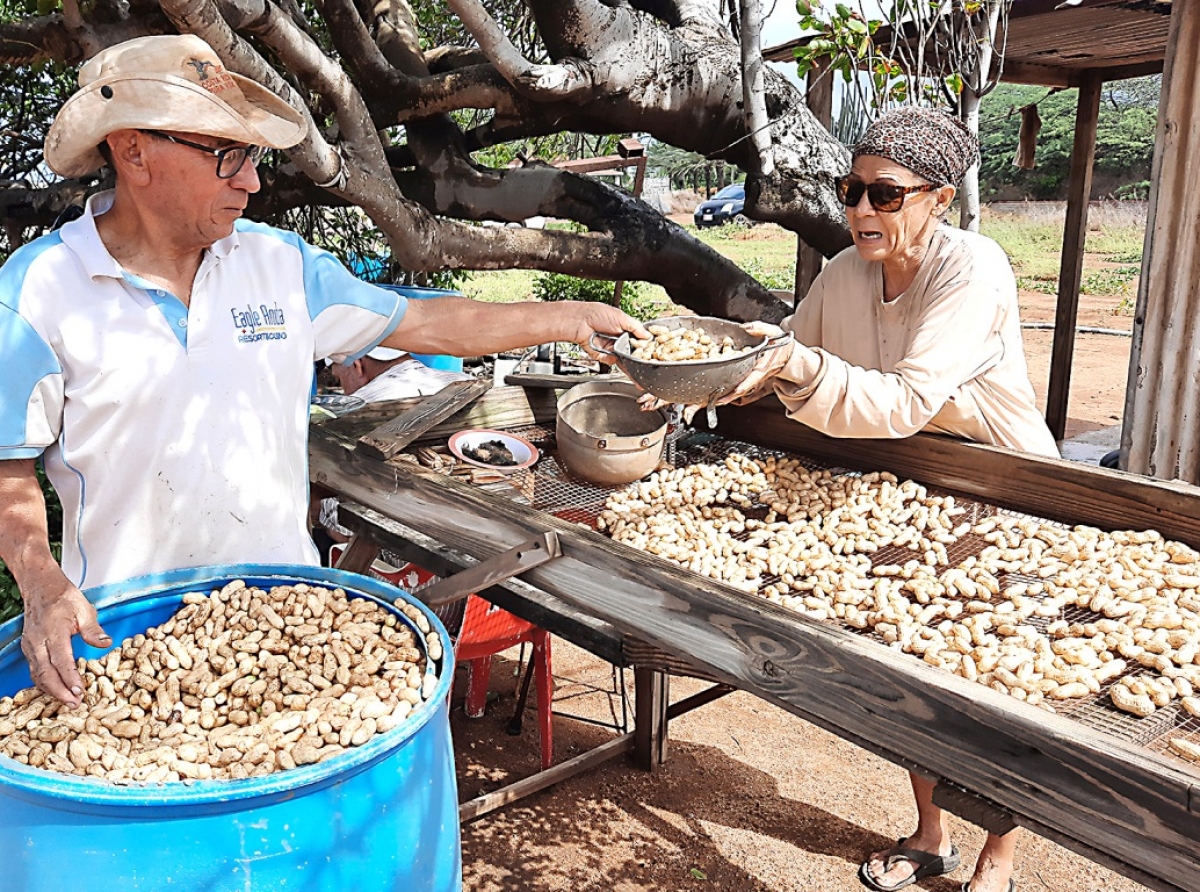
[531,272,663,321]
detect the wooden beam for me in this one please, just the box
[1122,0,1200,482]
[1046,71,1102,441]
[997,59,1076,88]
[459,732,635,822]
[1094,59,1167,83]
[310,427,1200,892]
[337,503,629,666]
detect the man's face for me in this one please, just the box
[330,360,369,395]
[140,129,262,245]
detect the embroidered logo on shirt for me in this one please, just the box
[231,303,288,343]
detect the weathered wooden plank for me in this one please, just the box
[319,385,560,447]
[723,397,1200,550]
[309,428,1200,892]
[357,378,491,460]
[337,503,628,666]
[459,733,635,823]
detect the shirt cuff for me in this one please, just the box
[773,345,826,401]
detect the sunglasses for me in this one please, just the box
[835,175,938,213]
[141,129,265,179]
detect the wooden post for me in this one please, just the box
[633,667,670,771]
[1045,71,1102,441]
[1121,0,1200,481]
[795,56,834,301]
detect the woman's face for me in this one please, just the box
[843,155,953,266]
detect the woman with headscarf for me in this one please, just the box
[723,106,1056,892]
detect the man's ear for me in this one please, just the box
[106,130,152,185]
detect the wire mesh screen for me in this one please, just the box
[421,422,1200,770]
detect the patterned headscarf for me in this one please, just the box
[852,107,980,186]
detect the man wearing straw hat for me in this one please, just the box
[0,34,644,708]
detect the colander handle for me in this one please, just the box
[588,331,619,358]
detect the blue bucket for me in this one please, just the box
[0,564,460,892]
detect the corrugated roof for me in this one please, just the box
[764,0,1172,86]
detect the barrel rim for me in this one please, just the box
[0,563,453,808]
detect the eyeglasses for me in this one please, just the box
[835,175,938,213]
[140,129,265,179]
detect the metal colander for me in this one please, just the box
[590,316,782,406]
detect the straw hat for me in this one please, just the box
[45,34,308,178]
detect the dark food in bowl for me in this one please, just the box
[462,439,517,466]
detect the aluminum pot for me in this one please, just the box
[556,381,669,486]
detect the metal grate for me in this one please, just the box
[416,424,1199,767]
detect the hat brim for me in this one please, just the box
[45,72,308,178]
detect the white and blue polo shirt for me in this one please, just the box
[0,191,407,588]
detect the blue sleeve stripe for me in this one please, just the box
[0,310,62,450]
[0,447,45,460]
[0,231,63,311]
[234,220,408,323]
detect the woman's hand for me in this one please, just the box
[714,322,794,405]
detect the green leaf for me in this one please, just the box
[835,3,852,19]
[796,0,814,16]
[847,18,868,34]
[690,868,708,880]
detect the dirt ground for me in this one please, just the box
[454,282,1147,892]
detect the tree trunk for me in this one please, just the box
[959,89,982,233]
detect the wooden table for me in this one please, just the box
[311,392,1200,892]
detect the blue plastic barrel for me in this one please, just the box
[0,564,460,892]
[377,285,466,373]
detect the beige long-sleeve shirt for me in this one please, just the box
[775,225,1059,458]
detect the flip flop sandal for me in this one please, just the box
[962,881,1016,892]
[858,837,962,891]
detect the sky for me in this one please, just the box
[762,1,805,87]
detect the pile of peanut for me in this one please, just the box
[630,324,752,362]
[599,453,1200,753]
[0,580,442,783]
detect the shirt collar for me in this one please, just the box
[58,189,241,280]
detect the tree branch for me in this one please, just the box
[445,0,596,102]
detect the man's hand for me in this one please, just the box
[563,303,649,361]
[20,574,110,708]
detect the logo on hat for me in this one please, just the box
[186,56,237,96]
[187,59,217,80]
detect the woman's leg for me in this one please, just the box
[964,830,1018,892]
[863,772,955,888]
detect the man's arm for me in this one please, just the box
[379,297,648,358]
[0,459,109,707]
